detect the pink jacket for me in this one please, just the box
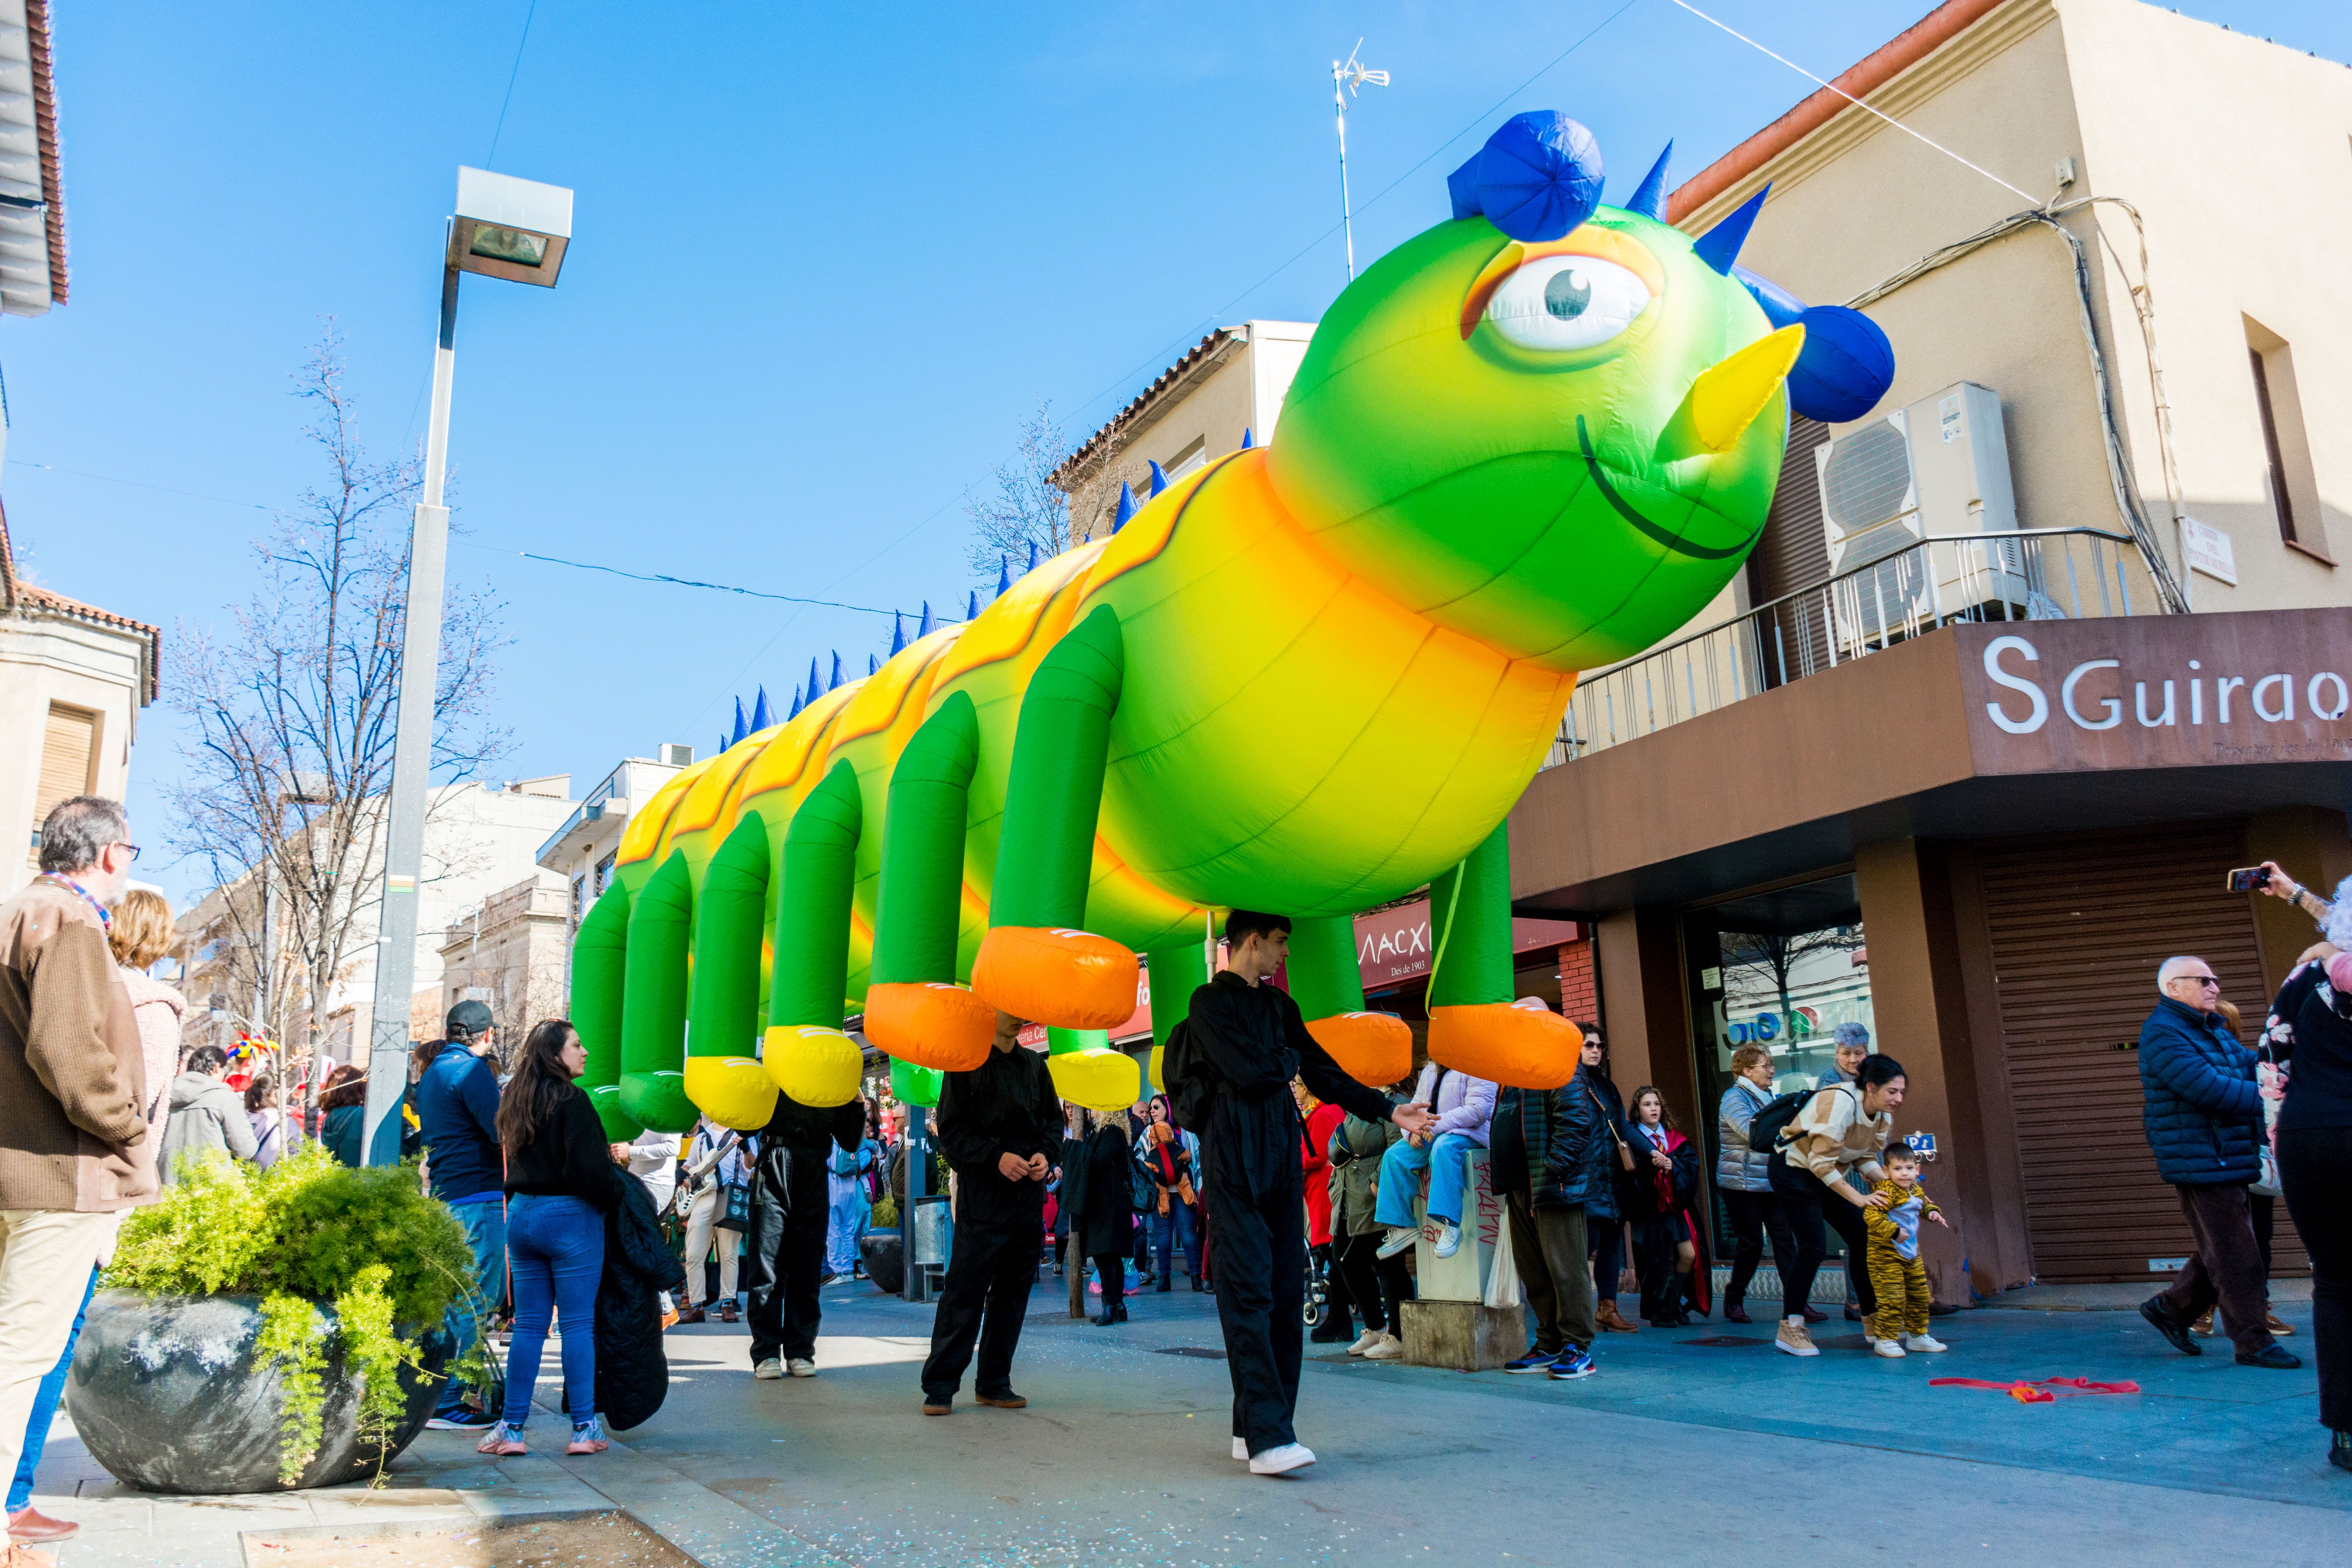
[121,972,187,1158]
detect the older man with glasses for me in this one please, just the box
[2135,955,2298,1370]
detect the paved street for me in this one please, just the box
[30,1275,2345,1568]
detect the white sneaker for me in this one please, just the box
[1432,1221,1461,1259]
[753,1358,783,1379]
[1248,1442,1316,1475]
[1374,1225,1418,1260]
[786,1358,817,1378]
[1346,1330,1383,1356]
[1231,1437,1248,1461]
[1361,1333,1404,1361]
[1903,1333,1948,1353]
[1872,1338,1907,1358]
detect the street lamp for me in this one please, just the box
[1331,41,1389,282]
[362,167,573,1167]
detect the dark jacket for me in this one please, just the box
[321,1103,363,1168]
[505,1083,631,1211]
[1571,1064,1626,1221]
[415,1042,503,1202]
[1079,1124,1133,1256]
[575,1176,686,1431]
[2267,955,2352,1134]
[1624,1121,1700,1219]
[1179,971,1394,1198]
[2138,996,2262,1186]
[1490,1081,1605,1209]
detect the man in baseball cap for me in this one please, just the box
[418,998,506,1430]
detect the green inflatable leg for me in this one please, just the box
[972,604,1137,1030]
[1143,936,1209,1093]
[764,758,866,1107]
[1425,820,1579,1088]
[620,850,698,1131]
[1287,913,1412,1088]
[866,692,994,1072]
[573,881,641,1140]
[687,813,780,1130]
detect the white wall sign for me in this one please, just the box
[2180,516,2237,586]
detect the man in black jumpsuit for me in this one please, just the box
[1177,911,1433,1475]
[920,1012,1063,1415]
[743,1090,867,1379]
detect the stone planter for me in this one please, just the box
[66,1290,454,1494]
[860,1232,905,1294]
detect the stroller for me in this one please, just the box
[1303,1244,1334,1332]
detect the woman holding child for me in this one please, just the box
[1769,1053,1907,1358]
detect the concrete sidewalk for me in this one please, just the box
[23,1276,2349,1567]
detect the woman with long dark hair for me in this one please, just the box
[477,1020,628,1459]
[1769,1052,1906,1358]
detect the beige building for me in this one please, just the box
[535,748,693,940]
[1,508,158,900]
[1051,321,1313,541]
[438,871,574,1051]
[178,777,578,1065]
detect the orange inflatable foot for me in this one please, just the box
[1306,1012,1413,1090]
[970,926,1138,1031]
[1427,1004,1583,1089]
[864,982,996,1073]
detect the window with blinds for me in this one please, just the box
[29,704,98,867]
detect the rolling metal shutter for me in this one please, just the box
[1746,417,1833,688]
[1980,820,2301,1283]
[29,704,96,867]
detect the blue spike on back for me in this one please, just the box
[718,732,728,759]
[1113,483,1139,534]
[1146,461,1169,498]
[731,697,748,747]
[806,657,822,704]
[996,555,1011,599]
[1624,140,1672,220]
[869,653,880,676]
[1692,184,1769,276]
[918,601,935,639]
[828,652,844,691]
[1026,540,1040,572]
[751,686,772,731]
[790,682,806,718]
[1241,427,1254,450]
[889,612,907,656]
[965,589,979,619]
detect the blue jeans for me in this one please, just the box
[1151,1199,1201,1282]
[503,1194,604,1429]
[9,1267,96,1513]
[826,1189,867,1276]
[437,1198,508,1417]
[1373,1133,1479,1229]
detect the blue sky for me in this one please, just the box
[10,0,2350,906]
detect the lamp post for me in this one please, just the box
[1330,42,1389,282]
[362,168,574,1167]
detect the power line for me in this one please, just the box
[4,458,269,510]
[481,542,965,622]
[486,0,541,169]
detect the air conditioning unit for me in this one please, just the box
[1813,381,2023,650]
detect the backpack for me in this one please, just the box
[1162,1018,1219,1135]
[1742,1090,1814,1160]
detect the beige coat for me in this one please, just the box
[1780,1082,1892,1187]
[121,971,186,1160]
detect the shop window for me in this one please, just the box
[1683,874,1876,1270]
[2244,317,2325,558]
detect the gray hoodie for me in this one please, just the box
[157,1071,258,1185]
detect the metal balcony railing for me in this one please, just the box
[1541,526,2150,768]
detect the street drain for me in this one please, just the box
[1154,1346,1228,1359]
[1686,1335,1772,1347]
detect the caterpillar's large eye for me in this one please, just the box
[1484,254,1650,351]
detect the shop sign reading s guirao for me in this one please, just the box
[1960,612,2352,772]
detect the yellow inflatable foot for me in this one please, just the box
[1049,1047,1143,1114]
[971,926,1137,1031]
[683,1055,779,1131]
[1306,1012,1414,1090]
[865,982,995,1073]
[1427,1004,1582,1089]
[762,1023,864,1107]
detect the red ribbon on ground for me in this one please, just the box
[1929,1376,2141,1403]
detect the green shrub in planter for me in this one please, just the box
[104,1143,478,1483]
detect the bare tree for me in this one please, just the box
[1718,926,1867,1037]
[963,399,1154,583]
[165,328,510,1114]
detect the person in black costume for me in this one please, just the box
[1081,1110,1136,1325]
[920,1010,1063,1414]
[1170,911,1434,1476]
[743,1089,866,1380]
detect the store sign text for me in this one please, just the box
[1980,634,2350,737]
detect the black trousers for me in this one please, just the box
[2278,1128,2350,1431]
[1769,1162,1875,1319]
[921,1171,1044,1398]
[1094,1250,1127,1312]
[1207,1168,1307,1455]
[1721,1188,1798,1307]
[744,1145,829,1365]
[1335,1232,1410,1334]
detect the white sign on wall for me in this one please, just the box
[2180,517,2237,586]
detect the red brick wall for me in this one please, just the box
[1557,939,1597,1028]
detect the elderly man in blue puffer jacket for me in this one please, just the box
[2135,954,2296,1368]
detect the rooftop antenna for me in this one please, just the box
[1332,40,1390,282]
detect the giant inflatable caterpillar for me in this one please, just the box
[571,112,1893,1135]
